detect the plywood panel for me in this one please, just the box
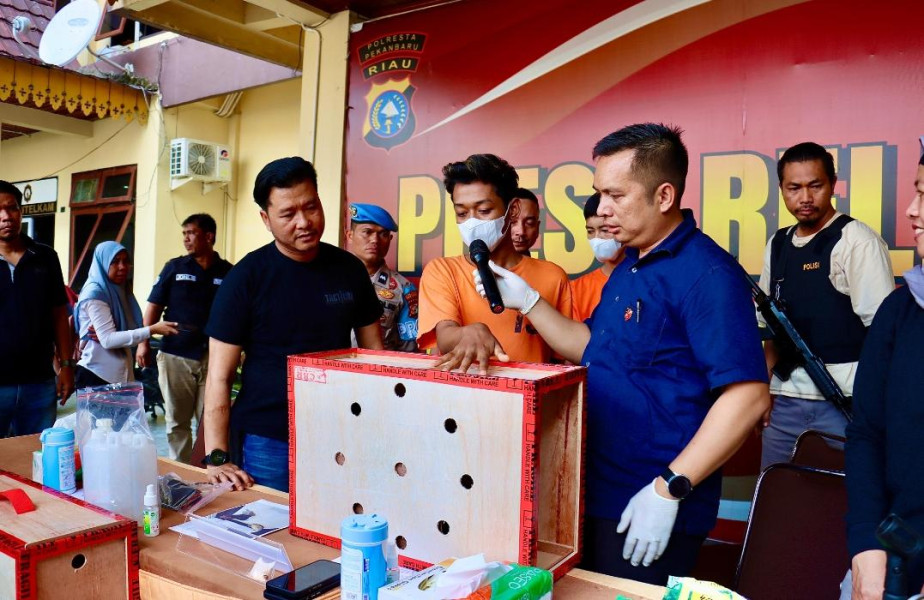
[318,349,558,380]
[537,385,583,550]
[0,475,114,544]
[293,370,524,563]
[0,551,16,599]
[36,538,128,600]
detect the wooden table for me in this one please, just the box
[0,435,664,600]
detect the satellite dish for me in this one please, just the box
[39,0,103,66]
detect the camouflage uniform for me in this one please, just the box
[368,265,418,352]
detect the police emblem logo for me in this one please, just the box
[624,307,634,322]
[405,289,419,318]
[363,78,416,151]
[350,205,359,218]
[378,289,396,299]
[388,277,398,290]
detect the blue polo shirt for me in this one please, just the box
[581,209,766,536]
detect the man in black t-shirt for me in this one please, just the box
[204,157,384,492]
[137,214,232,463]
[0,180,74,437]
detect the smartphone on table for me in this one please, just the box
[264,559,340,600]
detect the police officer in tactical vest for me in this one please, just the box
[758,142,894,469]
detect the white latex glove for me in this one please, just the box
[617,478,680,567]
[472,261,541,314]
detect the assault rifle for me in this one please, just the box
[746,274,852,421]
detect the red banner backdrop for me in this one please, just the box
[345,0,924,279]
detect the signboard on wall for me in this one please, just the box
[12,177,58,216]
[344,0,924,279]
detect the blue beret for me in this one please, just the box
[349,203,398,231]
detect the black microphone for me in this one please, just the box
[877,514,924,600]
[469,239,505,314]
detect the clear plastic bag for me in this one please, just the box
[75,382,157,521]
[75,382,153,447]
[159,472,233,514]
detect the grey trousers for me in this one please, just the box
[157,351,208,463]
[760,394,848,471]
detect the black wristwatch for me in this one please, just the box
[660,467,692,500]
[201,449,230,467]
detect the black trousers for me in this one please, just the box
[75,365,110,390]
[581,515,706,586]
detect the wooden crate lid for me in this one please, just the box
[292,349,583,383]
[0,473,119,546]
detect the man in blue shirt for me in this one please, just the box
[458,123,769,584]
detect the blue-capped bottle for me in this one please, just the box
[40,427,76,494]
[340,513,388,600]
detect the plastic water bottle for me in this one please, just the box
[341,514,388,600]
[40,427,76,494]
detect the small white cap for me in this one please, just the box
[144,483,158,505]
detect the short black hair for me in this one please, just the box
[182,213,217,236]
[592,123,688,201]
[253,157,318,210]
[0,180,23,206]
[583,192,601,220]
[442,154,519,206]
[513,188,538,204]
[777,142,836,185]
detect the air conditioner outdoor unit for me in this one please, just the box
[169,138,232,187]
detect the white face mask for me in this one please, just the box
[458,210,508,252]
[589,237,622,261]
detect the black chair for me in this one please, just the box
[735,463,849,600]
[790,429,846,472]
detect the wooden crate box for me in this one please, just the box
[0,470,140,600]
[287,349,585,579]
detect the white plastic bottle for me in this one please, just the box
[142,484,160,537]
[131,433,158,523]
[110,430,133,518]
[83,419,113,511]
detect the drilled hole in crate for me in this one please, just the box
[353,503,364,514]
[71,554,87,570]
[460,474,474,489]
[351,402,362,416]
[395,535,407,550]
[395,462,407,476]
[335,452,345,465]
[444,418,457,433]
[437,520,450,535]
[394,383,406,397]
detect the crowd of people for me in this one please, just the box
[1,123,922,598]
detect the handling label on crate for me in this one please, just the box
[293,366,327,384]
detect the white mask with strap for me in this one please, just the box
[589,237,622,261]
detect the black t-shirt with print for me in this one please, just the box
[206,242,382,441]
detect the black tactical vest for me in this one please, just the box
[769,214,867,364]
